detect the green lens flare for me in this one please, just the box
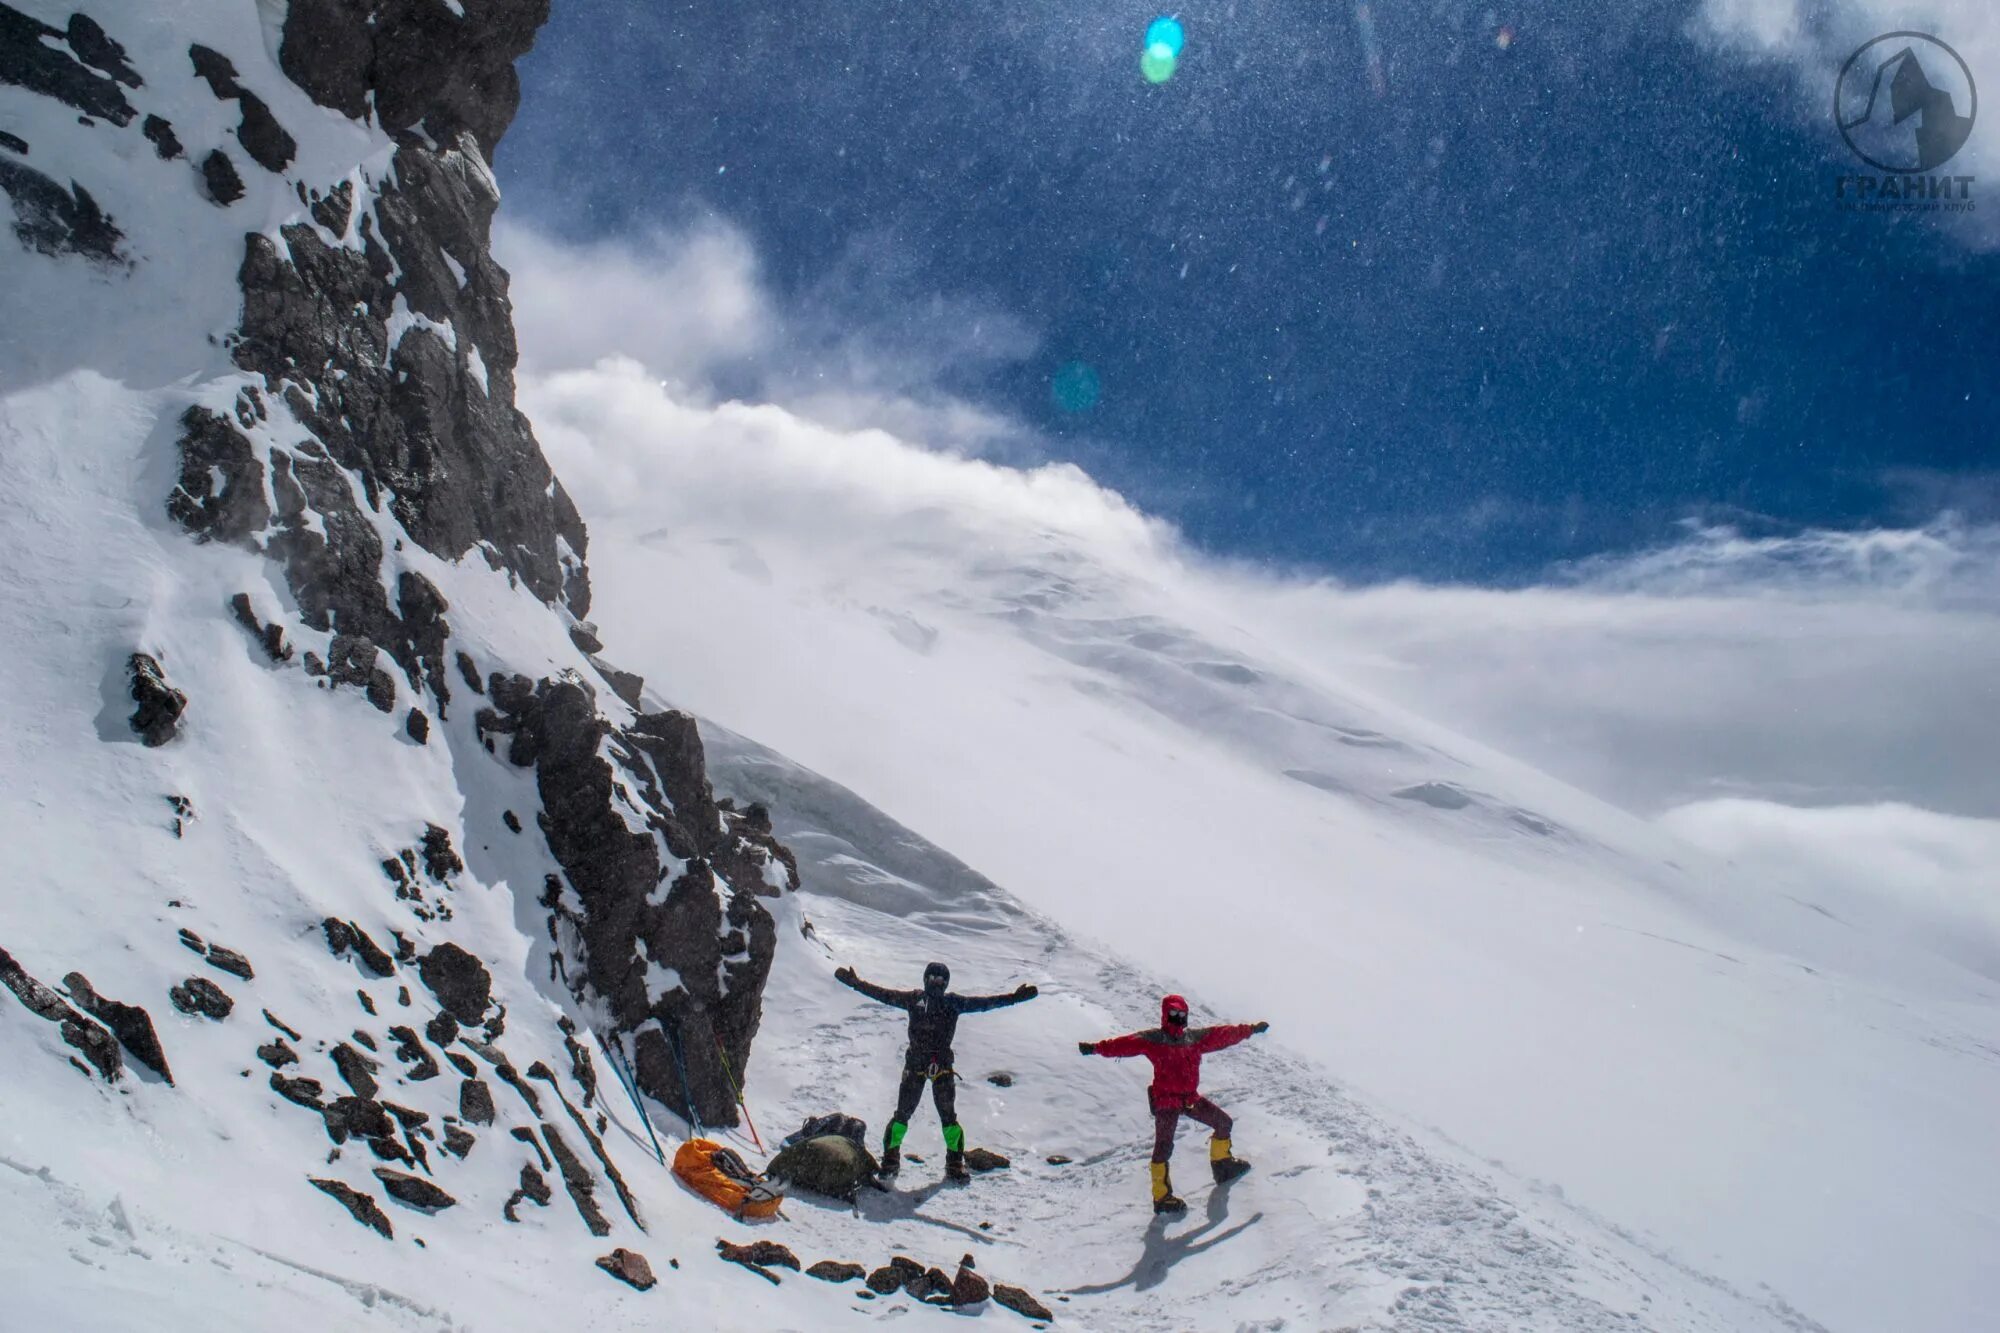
[1146,17,1185,57]
[1141,42,1178,84]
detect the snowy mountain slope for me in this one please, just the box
[525,363,2000,1333]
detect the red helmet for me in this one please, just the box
[1160,994,1189,1030]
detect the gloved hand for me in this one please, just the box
[835,966,856,985]
[1251,1020,1270,1034]
[1078,1041,1096,1056]
[1015,983,1039,1000]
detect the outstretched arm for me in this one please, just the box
[834,966,916,1009]
[1080,1030,1152,1058]
[956,983,1038,1014]
[1192,1021,1265,1054]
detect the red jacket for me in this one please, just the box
[1090,995,1255,1110]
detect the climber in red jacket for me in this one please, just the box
[1080,994,1269,1214]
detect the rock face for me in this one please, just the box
[126,653,185,746]
[63,972,171,1083]
[0,948,121,1081]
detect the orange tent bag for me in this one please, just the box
[672,1138,784,1220]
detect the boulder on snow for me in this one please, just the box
[866,1256,929,1295]
[503,1161,552,1221]
[203,944,254,980]
[416,943,490,1024]
[441,1122,475,1158]
[387,1025,440,1080]
[63,972,172,1083]
[595,1247,656,1291]
[322,919,395,976]
[965,1146,1011,1173]
[372,1167,455,1211]
[256,1038,299,1069]
[949,1255,991,1306]
[806,1260,867,1284]
[126,653,186,746]
[0,948,121,1081]
[168,976,233,1020]
[271,1073,326,1109]
[993,1283,1055,1321]
[458,1077,496,1125]
[717,1239,799,1285]
[308,1177,392,1238]
[330,1042,379,1099]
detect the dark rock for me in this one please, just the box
[595,1248,656,1291]
[456,651,484,694]
[64,972,173,1083]
[568,622,604,655]
[503,1161,550,1221]
[949,1256,990,1307]
[419,824,461,881]
[328,635,396,712]
[425,1011,459,1046]
[965,1147,1010,1173]
[593,660,644,709]
[228,593,291,662]
[501,809,521,833]
[322,1095,395,1144]
[169,976,233,1020]
[372,1167,455,1211]
[416,943,489,1023]
[127,654,186,746]
[167,408,268,544]
[351,1029,378,1051]
[0,158,121,261]
[330,1043,380,1099]
[1045,1154,1072,1166]
[386,1025,439,1080]
[0,130,22,154]
[271,1073,326,1109]
[309,1177,392,1239]
[806,1260,866,1283]
[177,929,205,955]
[263,1009,302,1041]
[404,708,428,743]
[866,1256,930,1295]
[541,1121,610,1236]
[323,919,395,976]
[142,114,181,159]
[205,945,254,981]
[258,1039,299,1068]
[187,44,296,174]
[199,149,244,206]
[558,1018,597,1108]
[383,1102,428,1130]
[441,1122,474,1158]
[356,989,377,1015]
[993,1284,1054,1321]
[987,1071,1014,1087]
[0,6,136,124]
[65,14,140,87]
[459,1077,495,1125]
[527,1061,640,1228]
[718,1239,799,1280]
[510,1125,551,1171]
[0,948,121,1081]
[444,1050,476,1077]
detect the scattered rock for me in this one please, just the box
[950,1255,990,1306]
[177,929,205,955]
[965,1147,1011,1173]
[510,1125,551,1170]
[426,1011,459,1046]
[456,651,484,694]
[0,948,121,1081]
[351,1029,378,1051]
[806,1260,866,1283]
[993,1284,1054,1321]
[308,1177,392,1239]
[199,149,244,206]
[405,708,429,744]
[262,1009,302,1041]
[322,919,395,976]
[417,943,490,1024]
[441,1123,475,1158]
[420,824,462,881]
[501,809,521,833]
[322,1095,395,1145]
[866,1256,928,1295]
[271,1073,326,1109]
[1046,1155,1073,1166]
[541,1121,610,1236]
[459,1077,495,1125]
[204,945,254,980]
[142,114,181,159]
[568,622,604,655]
[444,1050,477,1077]
[257,1038,299,1069]
[127,653,186,745]
[63,972,173,1083]
[330,1043,380,1099]
[504,1162,551,1221]
[595,1248,656,1291]
[228,592,292,662]
[356,989,377,1015]
[371,1167,455,1211]
[387,1025,440,1080]
[718,1239,798,1285]
[169,976,233,1020]
[987,1071,1015,1087]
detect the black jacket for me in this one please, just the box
[838,971,1033,1066]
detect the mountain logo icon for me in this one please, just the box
[1836,32,1977,173]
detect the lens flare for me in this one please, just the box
[1145,16,1185,57]
[1051,361,1101,412]
[1141,42,1178,84]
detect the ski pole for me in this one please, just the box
[603,1034,666,1165]
[713,1034,763,1152]
[663,1013,705,1137]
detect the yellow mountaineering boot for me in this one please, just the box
[1151,1161,1186,1215]
[1211,1135,1251,1185]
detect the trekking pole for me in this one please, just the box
[712,1034,764,1153]
[603,1034,666,1165]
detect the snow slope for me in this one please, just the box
[525,361,2000,1333]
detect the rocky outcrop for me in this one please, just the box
[168,976,233,1021]
[126,653,185,746]
[63,972,171,1083]
[416,944,490,1025]
[993,1284,1055,1321]
[0,948,121,1081]
[309,1177,393,1239]
[595,1248,656,1292]
[372,1167,455,1211]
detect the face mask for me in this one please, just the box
[1165,1009,1188,1027]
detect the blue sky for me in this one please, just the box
[498,0,1998,582]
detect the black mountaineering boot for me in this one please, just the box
[945,1149,970,1183]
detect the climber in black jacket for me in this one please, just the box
[835,961,1038,1181]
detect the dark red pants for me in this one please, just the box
[1151,1095,1232,1163]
